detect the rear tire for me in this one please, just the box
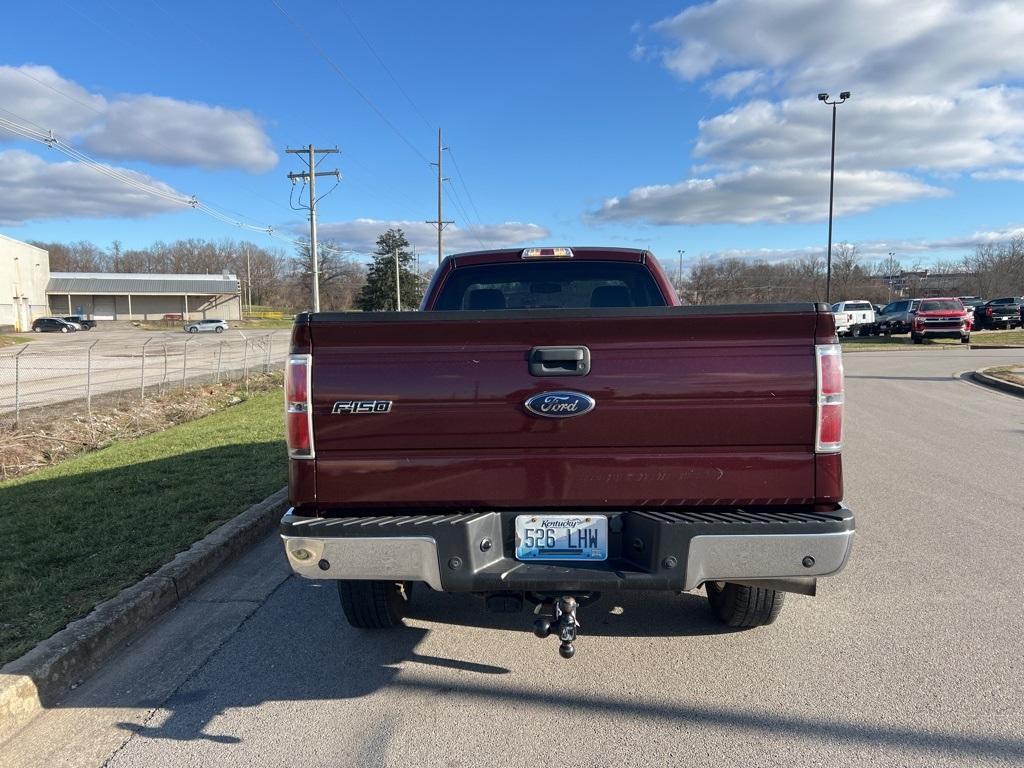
[705,581,785,628]
[337,580,410,628]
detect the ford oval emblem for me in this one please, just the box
[524,391,596,419]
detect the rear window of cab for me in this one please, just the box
[433,261,666,311]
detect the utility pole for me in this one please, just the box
[677,249,685,290]
[394,246,402,312]
[286,145,340,312]
[426,128,454,265]
[245,245,252,313]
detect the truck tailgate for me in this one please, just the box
[305,306,829,509]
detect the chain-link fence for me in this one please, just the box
[0,333,289,427]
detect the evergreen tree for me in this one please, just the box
[356,228,423,311]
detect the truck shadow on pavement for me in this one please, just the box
[102,576,1024,763]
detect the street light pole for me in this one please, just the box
[818,91,850,305]
[676,249,685,296]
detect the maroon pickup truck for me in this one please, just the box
[280,247,855,658]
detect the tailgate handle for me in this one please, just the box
[529,346,591,377]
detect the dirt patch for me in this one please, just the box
[984,365,1024,387]
[0,371,282,481]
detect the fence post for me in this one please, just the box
[241,335,249,394]
[86,340,98,416]
[181,338,190,391]
[162,344,168,393]
[140,337,152,401]
[216,340,224,383]
[13,344,28,428]
[264,334,271,373]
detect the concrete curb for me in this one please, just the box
[0,486,289,745]
[972,368,1024,398]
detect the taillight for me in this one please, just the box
[285,354,314,459]
[815,344,844,453]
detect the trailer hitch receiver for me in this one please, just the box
[533,595,581,659]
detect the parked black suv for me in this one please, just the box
[63,315,96,330]
[31,317,77,333]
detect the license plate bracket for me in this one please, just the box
[514,515,608,562]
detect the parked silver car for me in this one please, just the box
[183,319,229,334]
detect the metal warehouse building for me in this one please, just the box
[46,272,242,321]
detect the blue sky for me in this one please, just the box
[2,0,1023,270]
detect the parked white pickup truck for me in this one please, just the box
[830,300,876,336]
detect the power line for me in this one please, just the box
[334,0,433,131]
[271,0,433,168]
[0,112,362,259]
[445,145,489,245]
[444,179,486,250]
[11,53,295,220]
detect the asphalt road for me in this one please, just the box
[3,347,1023,767]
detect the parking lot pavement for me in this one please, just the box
[8,327,290,346]
[2,348,1023,767]
[0,328,291,417]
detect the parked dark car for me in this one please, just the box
[31,317,77,333]
[63,315,96,330]
[973,298,1022,330]
[874,298,920,335]
[956,296,985,313]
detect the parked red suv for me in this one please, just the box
[911,298,971,344]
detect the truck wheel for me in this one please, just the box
[912,333,923,344]
[337,580,410,628]
[705,581,785,628]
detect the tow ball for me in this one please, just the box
[533,596,582,659]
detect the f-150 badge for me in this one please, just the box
[524,391,595,419]
[332,400,393,414]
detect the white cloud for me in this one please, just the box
[706,69,766,99]
[82,95,277,172]
[312,218,550,254]
[692,225,1024,264]
[0,65,105,137]
[0,149,186,226]
[652,0,1024,97]
[695,91,1024,172]
[594,167,946,225]
[0,64,276,173]
[972,168,1024,182]
[600,1,1024,225]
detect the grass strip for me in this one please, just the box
[0,391,286,665]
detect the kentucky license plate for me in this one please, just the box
[514,515,608,561]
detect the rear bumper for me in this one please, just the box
[280,506,855,593]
